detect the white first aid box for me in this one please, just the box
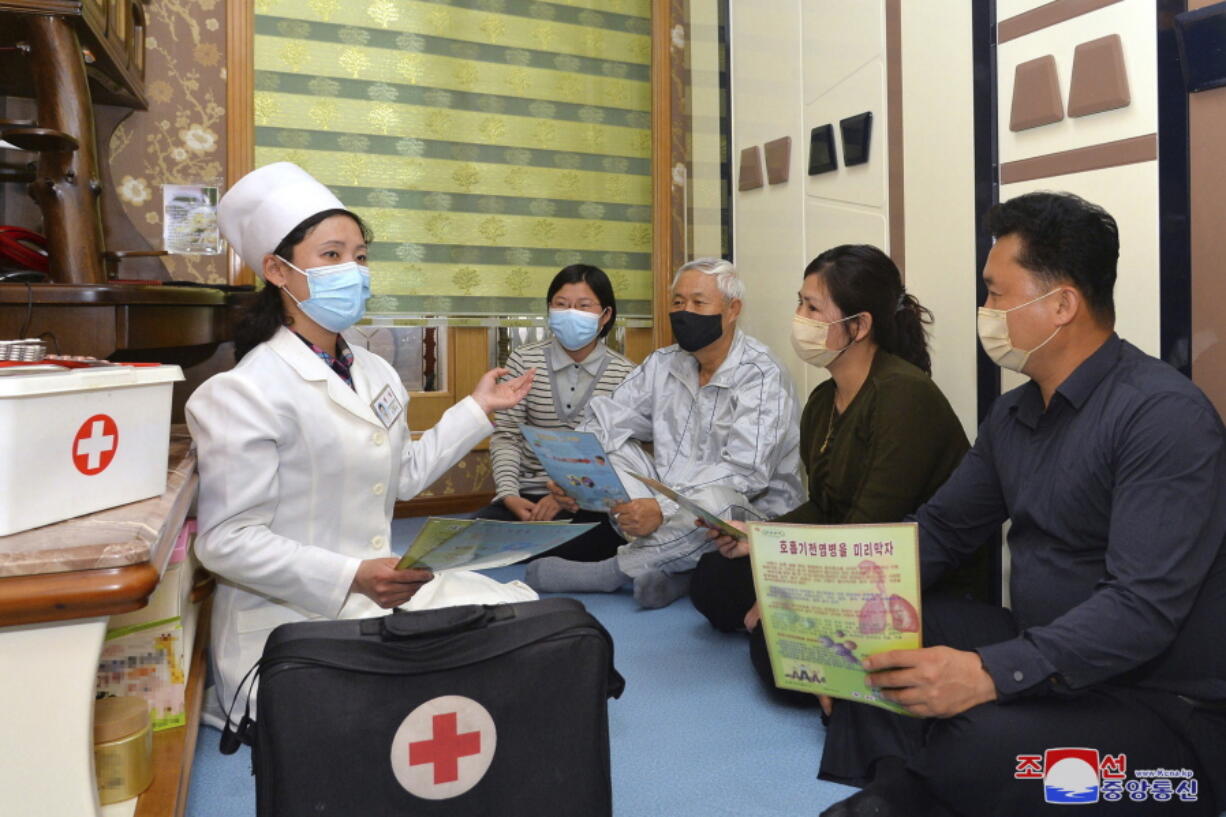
[0,364,184,536]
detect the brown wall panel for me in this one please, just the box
[998,0,1124,44]
[1000,133,1156,184]
[1067,34,1131,117]
[886,0,905,274]
[763,136,791,185]
[1188,0,1226,415]
[1010,55,1064,131]
[738,145,764,191]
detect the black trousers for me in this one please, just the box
[689,552,826,708]
[821,594,1226,817]
[474,494,625,562]
[690,549,756,632]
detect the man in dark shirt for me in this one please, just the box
[822,192,1226,817]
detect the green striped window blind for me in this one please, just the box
[252,0,653,319]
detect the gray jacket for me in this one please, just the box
[581,330,804,576]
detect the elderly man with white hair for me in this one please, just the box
[524,257,804,608]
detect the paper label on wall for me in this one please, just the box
[163,184,221,255]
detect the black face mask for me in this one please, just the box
[669,309,724,352]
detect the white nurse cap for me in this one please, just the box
[218,162,346,275]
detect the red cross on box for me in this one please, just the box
[72,414,119,476]
[409,712,482,785]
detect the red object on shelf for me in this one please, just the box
[0,361,55,369]
[0,226,50,273]
[0,359,162,369]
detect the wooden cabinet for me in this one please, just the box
[0,0,152,285]
[0,0,150,109]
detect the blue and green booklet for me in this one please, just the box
[394,517,596,572]
[519,425,632,512]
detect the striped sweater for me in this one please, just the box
[491,339,636,500]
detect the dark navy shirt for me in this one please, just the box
[917,334,1226,702]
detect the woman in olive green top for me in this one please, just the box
[690,244,974,701]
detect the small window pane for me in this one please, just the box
[343,326,446,392]
[491,322,626,368]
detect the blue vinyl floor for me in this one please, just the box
[185,516,856,816]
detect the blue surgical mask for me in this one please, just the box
[277,256,371,333]
[549,308,602,351]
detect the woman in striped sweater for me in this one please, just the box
[475,264,636,560]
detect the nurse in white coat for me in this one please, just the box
[185,163,533,725]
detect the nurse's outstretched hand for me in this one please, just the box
[351,558,434,608]
[472,367,537,413]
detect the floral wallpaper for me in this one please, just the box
[109,0,228,283]
[415,449,494,500]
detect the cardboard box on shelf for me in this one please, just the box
[97,611,197,731]
[98,520,204,731]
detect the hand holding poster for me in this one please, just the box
[627,471,747,540]
[747,521,922,716]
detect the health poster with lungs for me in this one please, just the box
[747,521,921,716]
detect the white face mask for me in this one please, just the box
[790,312,860,369]
[976,288,1062,373]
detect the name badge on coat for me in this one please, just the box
[371,384,404,429]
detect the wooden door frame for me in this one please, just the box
[224,0,254,287]
[650,0,677,350]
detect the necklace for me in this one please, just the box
[819,400,838,454]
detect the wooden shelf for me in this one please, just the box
[0,563,159,627]
[0,283,227,306]
[0,125,78,152]
[0,283,253,359]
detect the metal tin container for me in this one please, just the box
[93,696,154,804]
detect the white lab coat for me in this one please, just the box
[185,326,492,719]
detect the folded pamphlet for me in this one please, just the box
[626,471,748,541]
[394,517,595,572]
[519,425,631,512]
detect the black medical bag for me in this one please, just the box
[235,598,624,817]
